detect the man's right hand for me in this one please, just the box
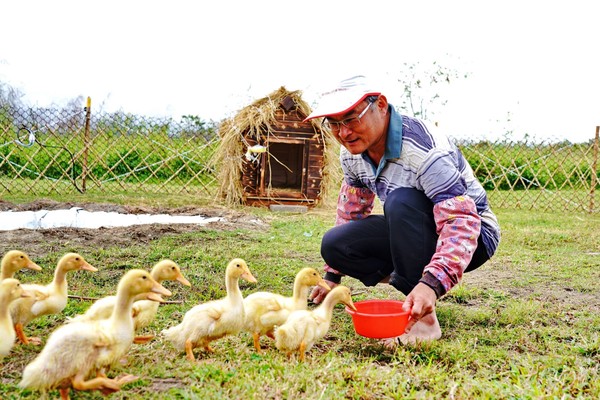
[309,279,338,304]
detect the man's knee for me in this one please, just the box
[320,228,343,264]
[384,188,433,217]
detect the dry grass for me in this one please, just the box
[212,86,341,207]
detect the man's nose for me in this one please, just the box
[338,124,353,138]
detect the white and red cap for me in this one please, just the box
[304,75,381,121]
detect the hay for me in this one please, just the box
[212,86,341,207]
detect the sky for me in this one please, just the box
[1,0,598,143]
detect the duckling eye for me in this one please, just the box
[142,275,147,280]
[171,267,176,271]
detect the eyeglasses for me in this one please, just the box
[322,100,376,133]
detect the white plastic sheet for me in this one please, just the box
[0,207,222,230]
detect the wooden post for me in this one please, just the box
[82,97,92,192]
[591,126,599,213]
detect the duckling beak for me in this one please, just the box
[26,261,42,272]
[145,292,166,303]
[241,271,257,283]
[344,298,357,312]
[318,281,331,291]
[176,274,192,287]
[21,290,33,298]
[151,282,172,297]
[80,261,98,272]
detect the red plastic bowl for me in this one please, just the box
[345,299,410,339]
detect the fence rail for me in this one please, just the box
[1,100,219,198]
[1,100,598,212]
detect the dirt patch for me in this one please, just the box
[0,200,269,258]
[0,198,253,216]
[461,260,600,309]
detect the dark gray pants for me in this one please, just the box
[320,188,490,295]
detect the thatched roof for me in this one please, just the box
[212,86,341,207]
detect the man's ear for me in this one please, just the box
[376,94,388,112]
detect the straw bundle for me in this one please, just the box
[212,86,341,207]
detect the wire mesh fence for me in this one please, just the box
[0,101,598,212]
[456,134,599,213]
[0,100,219,198]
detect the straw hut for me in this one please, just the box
[213,87,340,208]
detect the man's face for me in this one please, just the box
[326,98,386,155]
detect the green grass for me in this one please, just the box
[1,204,599,399]
[0,188,219,208]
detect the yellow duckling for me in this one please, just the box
[19,269,172,400]
[1,250,42,281]
[10,252,97,345]
[274,285,356,362]
[243,267,330,352]
[161,258,257,361]
[69,259,191,343]
[0,279,32,359]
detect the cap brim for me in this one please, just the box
[304,91,381,122]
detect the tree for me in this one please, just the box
[0,80,24,107]
[394,60,468,122]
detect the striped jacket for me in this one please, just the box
[327,106,500,296]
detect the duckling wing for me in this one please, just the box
[9,285,41,324]
[67,296,116,323]
[19,321,105,390]
[191,299,245,336]
[205,305,223,321]
[25,283,66,317]
[132,299,160,330]
[85,296,117,320]
[259,304,291,330]
[244,293,286,331]
[274,310,313,352]
[162,300,226,350]
[32,288,50,301]
[190,300,232,331]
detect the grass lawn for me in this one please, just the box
[0,200,599,399]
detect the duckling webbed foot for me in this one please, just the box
[114,373,139,386]
[14,324,42,345]
[27,336,42,345]
[133,334,155,344]
[252,333,262,353]
[202,342,215,353]
[71,374,121,395]
[97,374,137,395]
[298,341,307,362]
[99,385,121,396]
[95,369,108,379]
[59,387,70,400]
[185,339,196,361]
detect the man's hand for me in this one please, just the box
[402,283,437,333]
[309,279,338,304]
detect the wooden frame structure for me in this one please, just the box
[241,96,326,207]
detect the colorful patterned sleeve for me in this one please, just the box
[419,195,481,297]
[335,181,376,225]
[324,181,376,282]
